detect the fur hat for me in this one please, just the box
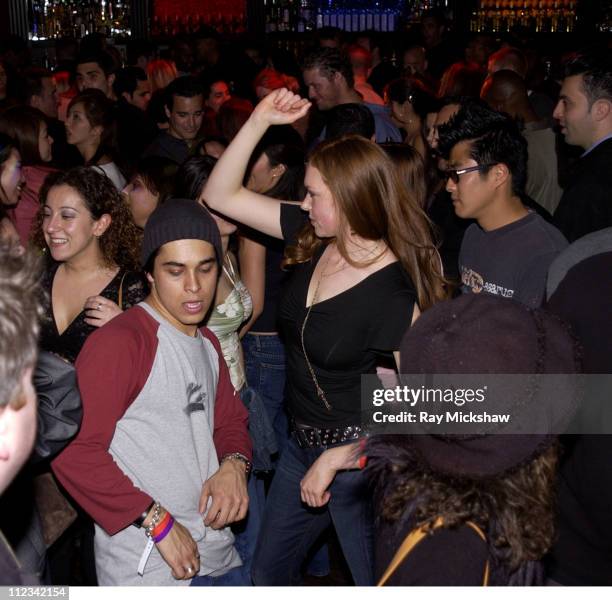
[393,293,581,479]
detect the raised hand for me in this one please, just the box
[251,88,312,128]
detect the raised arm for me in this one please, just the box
[202,89,311,240]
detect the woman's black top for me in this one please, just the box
[278,203,416,429]
[40,261,147,364]
[375,514,493,586]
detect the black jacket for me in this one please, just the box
[553,137,612,242]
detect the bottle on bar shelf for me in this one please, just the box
[264,0,434,34]
[469,0,577,34]
[28,0,131,41]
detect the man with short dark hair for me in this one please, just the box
[203,78,231,114]
[113,66,151,112]
[144,76,205,164]
[113,67,157,172]
[552,51,612,242]
[75,50,116,98]
[438,104,567,308]
[22,67,58,119]
[325,103,375,140]
[302,47,400,144]
[52,200,251,586]
[22,67,79,169]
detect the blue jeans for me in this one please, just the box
[251,437,374,586]
[190,564,249,586]
[229,462,265,585]
[243,334,329,577]
[242,334,289,455]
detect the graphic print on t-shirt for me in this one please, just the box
[460,266,515,299]
[186,382,207,414]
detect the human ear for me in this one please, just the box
[91,124,104,139]
[593,99,611,122]
[493,163,510,188]
[271,163,287,179]
[93,213,112,237]
[333,71,345,86]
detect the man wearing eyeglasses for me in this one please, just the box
[438,103,567,309]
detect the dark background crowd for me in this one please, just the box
[0,4,610,590]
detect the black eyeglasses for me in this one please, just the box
[444,164,495,184]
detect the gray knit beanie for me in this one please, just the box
[141,198,222,268]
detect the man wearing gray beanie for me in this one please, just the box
[53,199,252,586]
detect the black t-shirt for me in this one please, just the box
[278,204,416,428]
[143,131,190,165]
[459,211,567,308]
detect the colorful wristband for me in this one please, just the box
[151,512,171,539]
[153,516,174,544]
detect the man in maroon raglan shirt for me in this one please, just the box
[53,200,252,586]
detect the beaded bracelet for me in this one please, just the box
[220,452,252,475]
[144,502,162,538]
[153,516,174,544]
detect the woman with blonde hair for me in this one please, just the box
[202,89,445,585]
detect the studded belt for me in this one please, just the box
[291,420,365,448]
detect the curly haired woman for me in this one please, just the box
[33,167,145,364]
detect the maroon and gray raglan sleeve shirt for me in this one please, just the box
[52,303,251,585]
